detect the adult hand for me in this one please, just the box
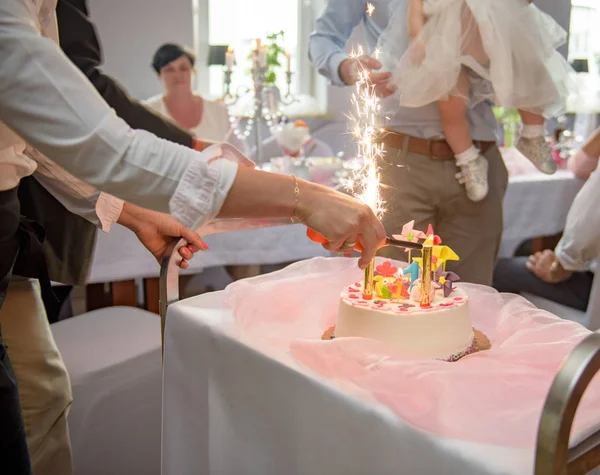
[117,202,208,269]
[526,249,573,284]
[339,55,395,98]
[295,184,386,269]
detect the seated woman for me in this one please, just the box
[144,43,246,152]
[493,127,600,312]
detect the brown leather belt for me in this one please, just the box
[377,131,495,160]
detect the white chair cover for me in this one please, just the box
[51,307,162,475]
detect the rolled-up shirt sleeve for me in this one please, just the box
[27,145,124,232]
[0,0,237,229]
[555,168,600,272]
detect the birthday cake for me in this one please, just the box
[335,222,476,361]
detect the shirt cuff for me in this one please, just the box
[555,239,591,273]
[96,192,125,233]
[327,52,351,87]
[169,144,240,229]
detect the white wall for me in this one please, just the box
[88,0,195,100]
[535,0,572,58]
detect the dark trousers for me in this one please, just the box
[0,327,32,475]
[0,187,32,474]
[493,257,593,312]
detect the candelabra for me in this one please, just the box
[223,64,297,165]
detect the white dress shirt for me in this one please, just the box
[0,0,123,232]
[555,167,600,273]
[0,0,239,230]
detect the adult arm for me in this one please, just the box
[308,0,393,95]
[554,166,600,272]
[0,0,238,229]
[56,0,197,149]
[569,127,600,180]
[308,0,367,86]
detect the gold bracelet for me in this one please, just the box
[290,175,301,223]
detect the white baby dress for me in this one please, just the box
[378,0,575,118]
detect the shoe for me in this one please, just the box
[456,155,489,202]
[515,135,557,175]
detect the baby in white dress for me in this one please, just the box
[380,0,574,201]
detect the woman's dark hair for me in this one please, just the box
[151,43,196,74]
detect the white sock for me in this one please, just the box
[455,145,479,166]
[521,124,545,138]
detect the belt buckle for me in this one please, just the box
[429,139,453,160]
[428,139,445,159]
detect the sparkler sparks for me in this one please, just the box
[345,46,385,219]
[366,2,375,16]
[345,30,387,298]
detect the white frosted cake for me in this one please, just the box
[335,260,475,361]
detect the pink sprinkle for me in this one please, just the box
[349,294,359,299]
[354,282,360,287]
[399,308,408,312]
[440,303,454,307]
[453,297,463,301]
[348,288,359,293]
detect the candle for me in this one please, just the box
[420,244,433,308]
[225,46,234,70]
[258,46,267,68]
[363,259,374,300]
[286,50,292,72]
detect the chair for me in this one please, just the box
[535,332,600,474]
[51,307,162,475]
[522,261,600,332]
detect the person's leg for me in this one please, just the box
[0,326,32,475]
[438,74,473,156]
[378,140,438,263]
[515,109,556,174]
[493,257,593,312]
[436,145,508,285]
[2,278,73,475]
[439,73,489,202]
[43,285,73,323]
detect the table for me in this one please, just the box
[499,148,584,258]
[87,149,583,307]
[161,258,600,475]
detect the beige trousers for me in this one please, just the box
[1,278,73,475]
[378,142,509,285]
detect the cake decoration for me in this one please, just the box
[393,220,427,243]
[434,267,460,298]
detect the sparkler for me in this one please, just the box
[344,2,432,304]
[345,36,386,299]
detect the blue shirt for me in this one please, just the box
[308,0,498,141]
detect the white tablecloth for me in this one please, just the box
[162,290,596,475]
[88,223,328,283]
[88,150,583,283]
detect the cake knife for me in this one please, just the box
[306,229,423,252]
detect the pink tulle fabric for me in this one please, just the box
[224,257,600,448]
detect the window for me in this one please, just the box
[206,0,300,99]
[569,0,600,74]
